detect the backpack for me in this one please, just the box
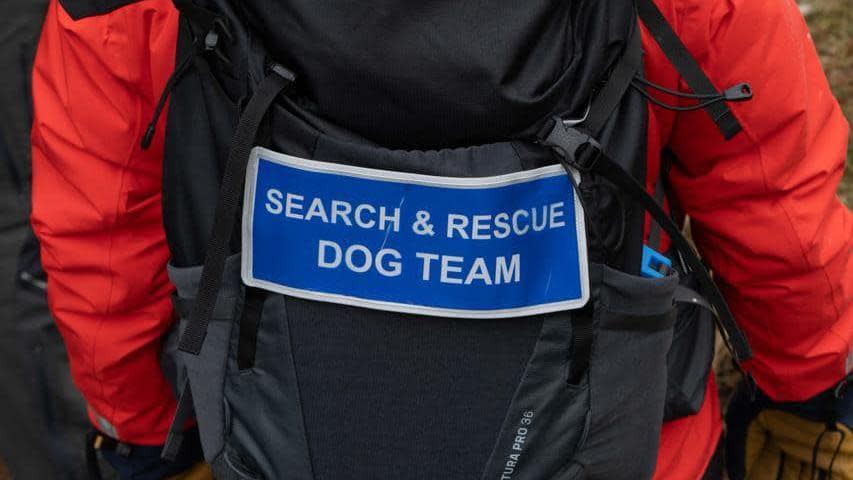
[147,1,754,478]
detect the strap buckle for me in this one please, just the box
[539,117,603,173]
[641,245,673,279]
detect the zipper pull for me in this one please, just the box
[141,51,196,150]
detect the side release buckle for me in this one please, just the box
[641,245,672,278]
[538,117,603,173]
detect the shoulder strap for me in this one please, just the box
[636,0,743,139]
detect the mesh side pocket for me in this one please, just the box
[167,254,242,462]
[572,264,678,480]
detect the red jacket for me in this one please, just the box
[31,0,852,478]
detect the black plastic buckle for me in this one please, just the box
[573,138,603,173]
[539,117,603,173]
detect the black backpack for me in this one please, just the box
[140,0,753,478]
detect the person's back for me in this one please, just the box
[30,1,852,479]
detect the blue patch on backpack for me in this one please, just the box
[242,147,589,318]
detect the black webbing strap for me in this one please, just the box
[584,21,643,136]
[237,288,268,370]
[646,178,666,250]
[636,0,743,139]
[540,120,752,365]
[674,284,713,313]
[161,378,195,461]
[567,305,594,385]
[179,66,295,355]
[647,154,673,250]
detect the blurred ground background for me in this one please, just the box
[806,0,852,207]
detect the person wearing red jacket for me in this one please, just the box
[30,0,851,478]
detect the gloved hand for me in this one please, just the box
[88,427,212,480]
[726,375,852,480]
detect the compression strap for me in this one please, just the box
[161,378,195,461]
[539,119,753,365]
[179,65,295,355]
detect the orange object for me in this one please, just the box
[31,0,179,446]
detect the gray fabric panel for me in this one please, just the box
[578,324,673,479]
[223,295,315,480]
[664,275,715,420]
[674,284,713,313]
[210,446,264,480]
[596,263,678,315]
[479,315,589,480]
[573,264,676,480]
[313,132,527,177]
[168,254,242,462]
[159,323,187,398]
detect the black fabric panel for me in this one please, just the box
[278,114,548,480]
[584,22,643,136]
[206,0,634,149]
[58,0,143,20]
[0,0,45,220]
[591,84,648,276]
[163,20,239,267]
[478,315,589,480]
[236,288,267,370]
[663,272,715,421]
[287,300,543,480]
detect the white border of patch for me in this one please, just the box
[241,146,590,319]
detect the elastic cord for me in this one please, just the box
[141,48,197,149]
[632,75,723,100]
[630,80,729,112]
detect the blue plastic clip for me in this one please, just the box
[641,245,672,279]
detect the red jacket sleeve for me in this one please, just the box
[662,0,852,401]
[31,0,179,444]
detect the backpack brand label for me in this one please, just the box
[501,410,536,479]
[242,147,589,318]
